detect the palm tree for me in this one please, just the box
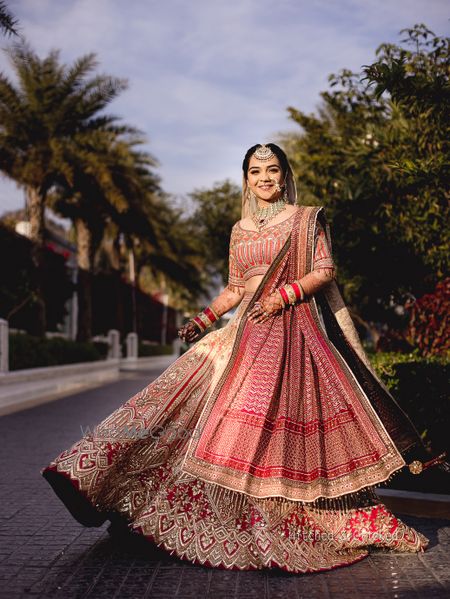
[44,110,204,341]
[51,134,163,341]
[106,145,208,307]
[0,43,128,335]
[46,129,150,335]
[0,1,18,37]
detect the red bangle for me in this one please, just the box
[192,315,206,332]
[204,306,218,323]
[291,282,302,301]
[279,287,289,305]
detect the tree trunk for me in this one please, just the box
[75,218,94,342]
[114,268,125,339]
[27,186,46,337]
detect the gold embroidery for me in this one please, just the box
[42,207,429,573]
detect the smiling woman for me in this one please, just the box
[41,142,448,574]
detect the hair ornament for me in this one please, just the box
[253,144,275,161]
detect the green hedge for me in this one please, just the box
[368,349,450,493]
[138,342,173,356]
[369,350,449,451]
[9,333,108,371]
[9,333,174,370]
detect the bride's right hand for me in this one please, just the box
[177,321,200,343]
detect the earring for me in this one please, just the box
[246,188,256,201]
[283,187,289,202]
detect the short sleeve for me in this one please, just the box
[227,224,245,292]
[313,220,335,276]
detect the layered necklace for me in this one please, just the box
[252,197,286,231]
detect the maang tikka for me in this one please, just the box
[253,144,275,161]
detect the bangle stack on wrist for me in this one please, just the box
[278,281,305,307]
[191,306,220,333]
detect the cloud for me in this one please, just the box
[1,0,448,214]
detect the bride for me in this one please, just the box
[42,143,447,574]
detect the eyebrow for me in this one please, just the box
[249,163,280,169]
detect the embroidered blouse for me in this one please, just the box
[227,211,335,292]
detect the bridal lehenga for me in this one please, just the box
[42,205,446,574]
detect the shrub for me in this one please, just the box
[369,350,449,455]
[404,278,450,357]
[9,333,104,370]
[369,350,450,493]
[138,342,173,357]
[92,341,109,359]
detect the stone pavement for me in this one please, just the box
[0,366,449,599]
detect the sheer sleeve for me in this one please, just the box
[287,217,336,299]
[227,224,245,293]
[313,219,335,277]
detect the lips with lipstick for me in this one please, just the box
[258,178,281,192]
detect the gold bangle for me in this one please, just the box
[198,312,212,328]
[209,306,220,320]
[285,284,297,305]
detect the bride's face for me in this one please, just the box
[247,154,284,203]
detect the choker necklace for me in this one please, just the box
[252,197,286,231]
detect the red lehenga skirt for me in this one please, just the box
[41,288,429,574]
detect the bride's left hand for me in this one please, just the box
[247,292,284,323]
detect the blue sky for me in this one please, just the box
[0,0,448,215]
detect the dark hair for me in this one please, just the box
[242,143,289,177]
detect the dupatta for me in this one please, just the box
[181,206,447,502]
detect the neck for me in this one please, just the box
[257,199,272,209]
[256,195,283,210]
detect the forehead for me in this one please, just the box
[248,155,281,169]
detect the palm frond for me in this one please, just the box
[0,1,18,37]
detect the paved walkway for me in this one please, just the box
[0,366,449,598]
